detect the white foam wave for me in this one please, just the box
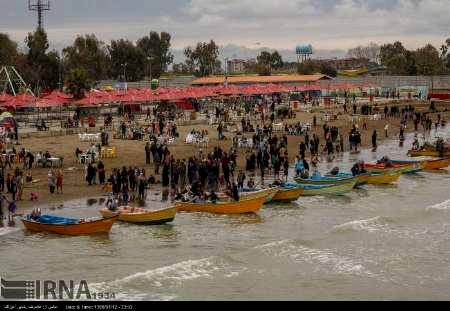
[426,200,450,211]
[90,256,245,300]
[256,240,375,277]
[0,226,21,236]
[332,216,390,233]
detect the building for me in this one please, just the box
[191,74,332,86]
[324,58,370,71]
[227,59,246,74]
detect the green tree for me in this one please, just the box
[184,40,220,77]
[24,27,61,92]
[256,51,283,75]
[415,44,443,76]
[0,33,19,66]
[172,62,191,74]
[65,68,91,100]
[319,62,337,77]
[137,31,174,78]
[63,34,110,82]
[380,42,418,75]
[297,60,317,75]
[440,38,450,73]
[108,39,145,81]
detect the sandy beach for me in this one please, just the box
[8,99,449,210]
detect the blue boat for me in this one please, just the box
[285,181,356,196]
[294,174,358,186]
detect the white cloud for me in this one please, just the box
[1,0,448,54]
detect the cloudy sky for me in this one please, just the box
[1,0,449,61]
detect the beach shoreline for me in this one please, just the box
[5,100,449,211]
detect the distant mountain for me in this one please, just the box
[171,43,347,64]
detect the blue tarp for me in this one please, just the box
[285,183,335,190]
[38,215,79,225]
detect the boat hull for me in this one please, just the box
[392,158,450,170]
[175,196,265,214]
[272,188,304,202]
[365,163,422,175]
[99,207,176,225]
[407,150,450,157]
[422,158,450,170]
[300,181,356,196]
[22,217,118,235]
[357,173,401,185]
[240,188,279,203]
[294,176,357,186]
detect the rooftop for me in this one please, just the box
[191,74,331,86]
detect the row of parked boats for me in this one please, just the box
[21,155,450,236]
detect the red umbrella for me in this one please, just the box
[0,93,14,103]
[74,91,107,106]
[1,94,36,108]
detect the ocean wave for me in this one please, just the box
[90,256,245,300]
[0,226,21,237]
[332,216,391,233]
[255,240,375,277]
[426,200,450,211]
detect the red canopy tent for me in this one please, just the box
[0,93,14,103]
[0,94,36,109]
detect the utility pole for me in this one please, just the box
[58,51,63,91]
[28,0,51,29]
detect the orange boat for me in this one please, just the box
[175,196,264,215]
[392,158,450,170]
[364,162,422,174]
[407,149,450,157]
[22,215,118,235]
[421,158,450,170]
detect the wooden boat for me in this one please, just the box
[356,173,401,185]
[175,196,265,214]
[407,149,450,157]
[99,206,176,225]
[328,172,401,185]
[240,187,280,203]
[271,187,305,202]
[294,175,358,186]
[364,163,422,174]
[392,158,450,170]
[22,214,118,235]
[291,181,356,196]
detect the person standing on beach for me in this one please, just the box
[138,173,147,201]
[25,151,34,170]
[56,170,63,194]
[145,142,151,164]
[304,132,309,149]
[86,163,95,186]
[10,174,17,201]
[299,141,306,159]
[372,130,377,151]
[384,124,389,138]
[98,161,106,185]
[13,123,19,144]
[0,166,4,193]
[16,172,24,201]
[6,173,12,194]
[48,170,56,194]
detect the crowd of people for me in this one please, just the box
[1,94,448,224]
